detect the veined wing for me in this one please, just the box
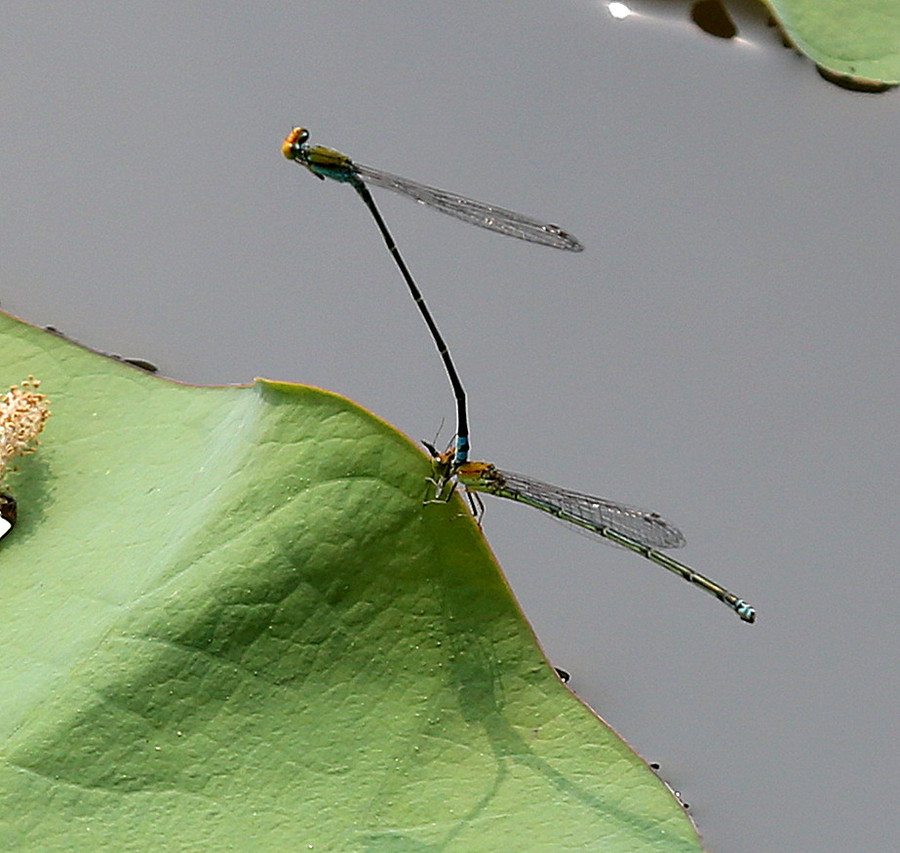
[482,468,686,550]
[352,162,584,252]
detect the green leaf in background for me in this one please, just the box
[0,310,701,851]
[764,0,900,83]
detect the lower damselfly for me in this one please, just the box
[429,450,756,623]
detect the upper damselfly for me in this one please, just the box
[283,127,583,466]
[282,128,583,251]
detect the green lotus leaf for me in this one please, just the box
[0,310,700,851]
[766,0,900,83]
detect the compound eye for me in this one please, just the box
[282,127,310,160]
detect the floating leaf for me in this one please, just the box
[766,0,900,84]
[0,310,701,850]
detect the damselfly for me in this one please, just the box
[429,451,756,623]
[283,127,583,465]
[282,128,583,251]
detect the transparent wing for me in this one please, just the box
[493,469,687,550]
[353,162,584,252]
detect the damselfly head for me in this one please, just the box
[422,440,459,466]
[422,441,455,476]
[282,127,309,160]
[421,442,459,504]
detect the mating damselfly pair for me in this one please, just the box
[283,127,755,624]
